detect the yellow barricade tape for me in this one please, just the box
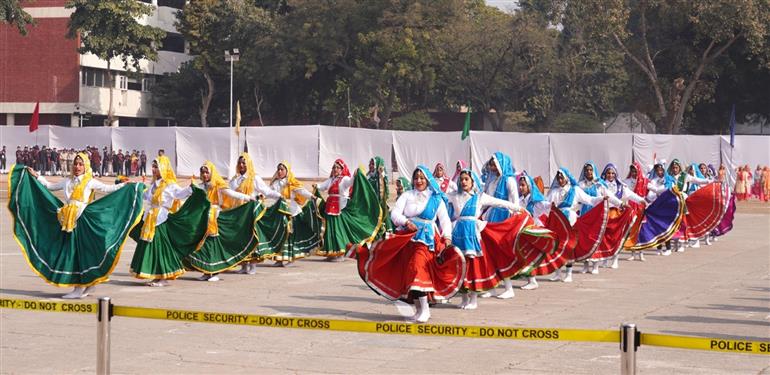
[0,298,96,314]
[641,333,770,355]
[112,305,618,343]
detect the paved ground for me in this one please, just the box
[1,175,769,374]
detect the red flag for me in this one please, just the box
[29,102,39,133]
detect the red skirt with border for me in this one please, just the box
[352,231,465,302]
[591,207,638,261]
[531,208,574,275]
[570,201,609,261]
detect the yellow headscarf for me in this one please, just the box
[271,161,306,206]
[200,161,228,204]
[140,156,181,241]
[57,152,95,232]
[222,153,255,210]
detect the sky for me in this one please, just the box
[486,0,519,13]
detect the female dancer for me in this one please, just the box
[623,162,650,261]
[351,165,465,323]
[448,169,521,308]
[9,154,143,298]
[481,152,520,223]
[227,153,284,274]
[268,161,322,266]
[184,161,257,281]
[367,156,393,238]
[517,173,554,290]
[130,156,210,287]
[396,177,411,199]
[432,162,454,193]
[316,159,383,260]
[547,168,608,282]
[668,159,711,251]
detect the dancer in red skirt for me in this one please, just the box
[517,173,553,290]
[447,169,520,309]
[623,162,650,261]
[352,165,464,323]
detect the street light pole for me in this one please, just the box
[224,49,240,129]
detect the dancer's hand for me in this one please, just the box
[405,220,418,232]
[26,167,38,178]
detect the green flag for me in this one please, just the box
[461,104,471,140]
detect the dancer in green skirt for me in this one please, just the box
[268,161,322,266]
[8,153,143,298]
[315,159,383,260]
[184,161,258,281]
[225,153,286,274]
[129,156,210,287]
[367,156,393,239]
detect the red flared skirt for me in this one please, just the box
[570,201,609,261]
[353,232,465,302]
[531,208,574,276]
[591,207,638,261]
[684,183,726,239]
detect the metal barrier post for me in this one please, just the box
[620,323,638,375]
[97,297,113,375]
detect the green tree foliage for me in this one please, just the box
[1,0,34,35]
[66,0,165,126]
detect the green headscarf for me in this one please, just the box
[368,156,389,202]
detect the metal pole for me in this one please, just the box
[620,322,638,375]
[97,297,112,375]
[347,86,352,127]
[229,58,233,129]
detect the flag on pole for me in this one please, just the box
[729,104,736,148]
[29,102,39,133]
[235,100,242,135]
[461,103,471,140]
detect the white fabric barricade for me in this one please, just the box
[720,135,770,186]
[49,126,111,151]
[633,134,721,174]
[175,127,243,177]
[0,125,50,166]
[245,125,319,179]
[392,130,470,177]
[111,127,178,169]
[319,127,392,177]
[470,131,551,184]
[549,133,633,181]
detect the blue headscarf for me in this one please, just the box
[649,163,675,189]
[550,167,577,216]
[482,152,515,201]
[687,163,704,194]
[579,161,607,188]
[412,165,448,249]
[448,168,483,219]
[518,172,546,216]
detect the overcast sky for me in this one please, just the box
[487,0,519,13]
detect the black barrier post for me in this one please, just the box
[97,297,113,375]
[620,323,639,375]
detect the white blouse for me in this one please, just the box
[197,182,252,208]
[391,189,452,239]
[547,184,604,225]
[143,180,192,226]
[448,191,517,233]
[603,180,645,207]
[270,178,313,216]
[229,173,282,200]
[519,194,551,226]
[482,175,521,219]
[38,175,124,218]
[317,175,353,211]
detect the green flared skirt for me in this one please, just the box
[129,187,210,279]
[318,170,384,257]
[183,201,262,274]
[251,199,291,261]
[276,199,322,262]
[7,165,145,287]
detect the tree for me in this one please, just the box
[1,0,34,35]
[66,0,165,127]
[567,0,770,133]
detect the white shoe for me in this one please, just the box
[600,260,609,268]
[549,269,562,282]
[637,253,646,262]
[610,257,619,269]
[464,293,478,310]
[563,268,573,283]
[478,291,493,298]
[626,254,636,261]
[496,289,515,299]
[415,297,431,323]
[148,279,169,287]
[661,250,672,256]
[705,236,712,246]
[62,287,86,299]
[247,264,258,275]
[580,262,590,274]
[691,239,701,248]
[207,275,220,282]
[82,286,94,297]
[458,293,470,309]
[590,265,599,275]
[675,245,685,253]
[197,274,210,281]
[237,264,249,274]
[521,278,538,290]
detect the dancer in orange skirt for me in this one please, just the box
[351,165,464,323]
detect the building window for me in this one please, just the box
[117,75,128,90]
[158,0,185,10]
[142,77,156,92]
[82,68,107,87]
[160,32,185,53]
[127,77,142,91]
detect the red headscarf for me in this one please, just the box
[451,160,468,183]
[628,161,649,200]
[331,159,351,178]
